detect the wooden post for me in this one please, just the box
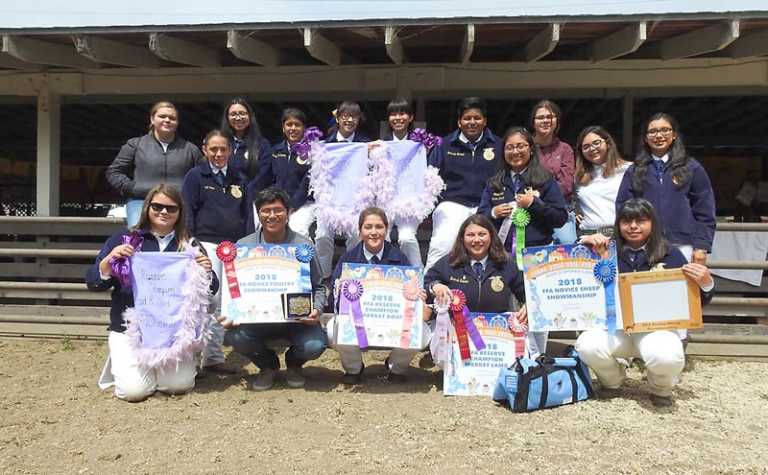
[622,94,634,158]
[36,82,60,216]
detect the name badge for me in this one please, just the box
[449,276,470,284]
[447,151,465,158]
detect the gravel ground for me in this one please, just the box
[1,338,767,474]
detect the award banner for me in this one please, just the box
[334,263,424,349]
[130,252,192,349]
[522,242,621,332]
[221,243,313,323]
[443,312,525,397]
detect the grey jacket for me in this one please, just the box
[237,229,327,312]
[106,133,203,199]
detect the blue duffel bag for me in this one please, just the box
[492,347,594,412]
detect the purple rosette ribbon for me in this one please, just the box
[290,126,324,163]
[408,128,442,151]
[461,306,487,353]
[339,279,368,349]
[109,231,144,288]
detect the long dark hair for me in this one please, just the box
[574,126,626,186]
[488,126,552,193]
[449,214,509,268]
[133,184,191,250]
[220,97,264,162]
[614,198,667,267]
[633,112,692,192]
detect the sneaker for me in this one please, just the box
[650,394,673,407]
[285,367,306,388]
[250,369,276,391]
[384,357,408,383]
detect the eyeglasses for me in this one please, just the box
[581,139,605,152]
[258,208,287,217]
[504,143,531,152]
[228,111,249,118]
[338,113,359,122]
[646,127,674,137]
[149,202,179,214]
[534,114,556,121]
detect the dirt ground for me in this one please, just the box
[1,338,767,475]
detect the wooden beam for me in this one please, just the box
[0,53,42,70]
[525,23,560,62]
[657,19,740,60]
[226,30,280,67]
[385,26,406,65]
[591,22,647,63]
[303,28,341,66]
[460,24,475,64]
[74,35,163,68]
[36,87,60,216]
[728,29,768,58]
[2,35,99,69]
[148,33,220,67]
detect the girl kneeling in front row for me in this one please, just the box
[576,198,713,407]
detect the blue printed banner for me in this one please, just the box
[522,242,622,332]
[222,243,312,323]
[131,253,192,349]
[333,263,424,349]
[443,312,524,397]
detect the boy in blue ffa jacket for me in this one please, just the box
[181,130,248,374]
[424,97,503,271]
[478,126,568,251]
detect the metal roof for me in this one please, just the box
[2,1,768,31]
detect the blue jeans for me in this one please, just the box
[553,210,577,245]
[126,199,145,228]
[227,323,327,370]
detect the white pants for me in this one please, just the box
[575,329,684,397]
[101,331,197,402]
[425,202,477,271]
[393,217,423,269]
[201,241,226,366]
[326,317,432,375]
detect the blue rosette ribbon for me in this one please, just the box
[295,243,316,263]
[593,259,618,333]
[340,279,368,348]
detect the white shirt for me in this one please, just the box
[577,162,630,230]
[391,132,406,142]
[211,164,228,176]
[652,153,669,163]
[158,140,171,152]
[336,131,356,143]
[363,246,384,263]
[470,257,488,271]
[458,131,484,152]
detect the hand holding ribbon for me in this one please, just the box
[449,289,486,360]
[108,231,144,288]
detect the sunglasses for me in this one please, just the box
[149,202,179,214]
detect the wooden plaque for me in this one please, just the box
[618,268,703,333]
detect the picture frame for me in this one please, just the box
[618,268,703,333]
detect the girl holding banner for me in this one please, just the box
[87,184,216,402]
[424,97,502,271]
[424,215,544,357]
[576,198,714,407]
[574,126,629,238]
[327,207,430,384]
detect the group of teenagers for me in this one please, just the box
[89,95,717,407]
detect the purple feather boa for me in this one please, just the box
[408,128,442,151]
[123,244,212,369]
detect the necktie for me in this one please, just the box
[512,174,524,194]
[472,262,484,279]
[370,255,381,265]
[214,171,225,187]
[652,160,665,182]
[628,249,644,263]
